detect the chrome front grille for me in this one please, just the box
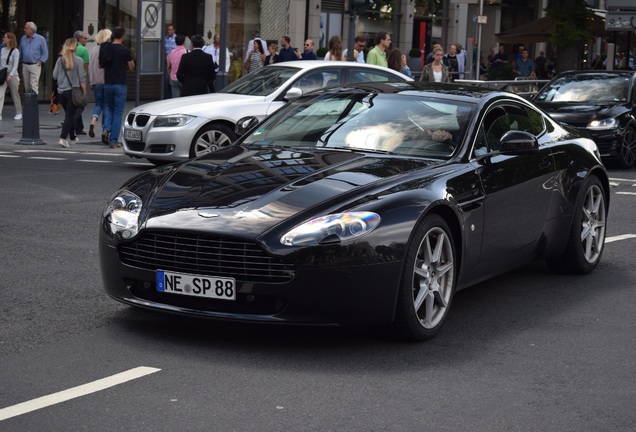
[118,232,295,283]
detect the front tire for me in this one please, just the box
[616,127,636,169]
[190,123,236,158]
[391,214,456,341]
[546,175,607,274]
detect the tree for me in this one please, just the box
[545,0,595,72]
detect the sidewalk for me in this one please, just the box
[0,100,138,151]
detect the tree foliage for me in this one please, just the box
[545,0,596,71]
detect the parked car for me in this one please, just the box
[532,70,636,168]
[122,61,412,165]
[101,82,609,341]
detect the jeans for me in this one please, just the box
[103,84,127,144]
[91,83,105,122]
[169,79,182,98]
[58,90,80,140]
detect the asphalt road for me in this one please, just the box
[1,143,635,431]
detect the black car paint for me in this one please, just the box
[100,83,608,328]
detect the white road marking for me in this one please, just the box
[616,192,636,196]
[0,366,161,421]
[608,177,636,182]
[606,234,636,243]
[15,149,79,154]
[27,157,67,161]
[0,155,20,158]
[77,159,113,163]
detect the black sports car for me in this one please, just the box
[532,70,636,168]
[100,82,609,341]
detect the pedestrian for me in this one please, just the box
[177,34,216,96]
[513,49,536,78]
[265,43,279,66]
[0,32,22,120]
[244,31,265,62]
[343,35,366,63]
[387,48,412,78]
[19,21,48,95]
[443,43,460,81]
[534,50,548,79]
[203,33,231,74]
[87,28,112,138]
[493,45,509,67]
[366,32,390,67]
[52,38,86,148]
[100,27,134,148]
[323,35,345,61]
[166,34,187,97]
[73,30,90,136]
[420,46,450,83]
[244,38,266,73]
[276,36,298,63]
[164,24,176,98]
[295,39,317,60]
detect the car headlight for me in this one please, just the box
[280,212,381,246]
[103,190,143,240]
[153,115,196,127]
[587,118,618,130]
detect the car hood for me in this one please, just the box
[534,101,624,125]
[131,93,264,116]
[138,146,437,238]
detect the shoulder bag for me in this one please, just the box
[62,59,87,107]
[0,48,15,85]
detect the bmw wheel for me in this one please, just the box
[392,214,456,341]
[190,123,237,158]
[547,175,607,274]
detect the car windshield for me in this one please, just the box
[221,66,299,96]
[243,92,475,158]
[535,74,630,103]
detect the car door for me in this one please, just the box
[473,102,556,265]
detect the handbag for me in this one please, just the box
[0,48,15,85]
[62,59,87,107]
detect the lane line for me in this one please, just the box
[0,155,20,158]
[27,157,67,161]
[0,366,161,421]
[608,177,636,182]
[606,234,636,243]
[77,159,114,163]
[616,192,636,196]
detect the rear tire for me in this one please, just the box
[546,175,607,274]
[391,214,456,341]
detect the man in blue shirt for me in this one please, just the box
[277,36,298,63]
[513,49,536,78]
[19,21,48,95]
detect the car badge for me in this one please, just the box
[198,212,220,218]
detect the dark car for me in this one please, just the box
[532,70,636,168]
[100,82,609,341]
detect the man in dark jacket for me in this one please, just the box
[177,34,217,96]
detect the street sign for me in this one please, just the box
[477,15,488,24]
[140,1,162,39]
[605,12,636,31]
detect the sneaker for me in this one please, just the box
[14,114,22,120]
[58,138,69,148]
[101,130,110,145]
[70,137,79,145]
[109,142,123,148]
[89,124,95,138]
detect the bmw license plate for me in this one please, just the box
[124,129,142,142]
[156,270,236,300]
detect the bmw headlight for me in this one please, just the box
[280,212,381,246]
[153,115,196,127]
[587,118,618,130]
[103,190,143,240]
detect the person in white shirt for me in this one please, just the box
[203,33,231,73]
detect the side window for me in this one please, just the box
[473,107,507,157]
[348,69,392,84]
[297,72,326,93]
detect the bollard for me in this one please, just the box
[15,91,46,146]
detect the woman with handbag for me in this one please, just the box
[0,32,22,121]
[52,38,86,148]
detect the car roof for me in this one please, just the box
[553,70,636,78]
[265,60,414,78]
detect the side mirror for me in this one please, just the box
[284,87,303,101]
[235,116,259,137]
[499,130,539,155]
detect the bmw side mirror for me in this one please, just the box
[284,87,303,101]
[235,116,260,137]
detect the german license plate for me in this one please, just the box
[156,270,236,300]
[124,129,142,142]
